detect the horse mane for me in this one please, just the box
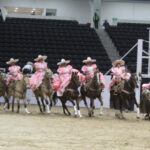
[67,72,80,90]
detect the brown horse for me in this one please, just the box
[141,89,150,120]
[6,75,30,113]
[80,70,104,117]
[55,72,81,117]
[110,74,139,119]
[33,69,55,114]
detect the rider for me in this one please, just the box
[109,60,131,90]
[22,62,34,75]
[81,57,105,91]
[6,58,23,85]
[29,55,47,90]
[53,58,84,96]
[142,83,150,91]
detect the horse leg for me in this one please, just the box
[12,97,15,112]
[16,98,20,113]
[23,98,30,114]
[45,99,51,114]
[89,99,94,117]
[61,101,67,115]
[76,98,82,118]
[36,96,43,113]
[62,101,71,116]
[70,100,77,117]
[41,97,46,112]
[133,97,140,119]
[64,104,71,116]
[82,96,90,115]
[99,95,103,116]
[4,96,9,110]
[119,95,125,119]
[114,95,121,118]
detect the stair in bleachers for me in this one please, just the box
[0,17,111,73]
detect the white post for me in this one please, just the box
[136,39,143,104]
[148,27,150,74]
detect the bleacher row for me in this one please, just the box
[105,22,150,74]
[0,17,111,73]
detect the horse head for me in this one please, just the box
[70,72,80,89]
[129,74,139,89]
[142,89,150,102]
[92,69,102,89]
[23,75,30,89]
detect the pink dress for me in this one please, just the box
[142,83,150,90]
[29,62,47,90]
[53,65,84,96]
[81,64,105,88]
[6,65,23,85]
[109,66,131,89]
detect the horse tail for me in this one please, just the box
[52,92,58,106]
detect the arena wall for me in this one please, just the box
[101,1,150,24]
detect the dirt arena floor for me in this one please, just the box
[0,104,149,150]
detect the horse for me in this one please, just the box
[0,72,7,106]
[141,89,150,120]
[56,72,81,117]
[5,75,30,113]
[110,74,139,119]
[80,70,104,117]
[33,69,56,114]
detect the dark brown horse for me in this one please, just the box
[55,72,81,117]
[141,89,150,120]
[80,70,104,117]
[110,74,139,119]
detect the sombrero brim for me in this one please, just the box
[112,60,125,67]
[57,60,70,65]
[6,59,19,65]
[34,56,47,61]
[83,59,96,63]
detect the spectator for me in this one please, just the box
[93,12,99,29]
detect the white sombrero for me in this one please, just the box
[83,57,96,63]
[112,60,125,67]
[57,59,70,66]
[34,55,47,61]
[6,58,19,65]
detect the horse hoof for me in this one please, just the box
[100,112,103,116]
[47,110,51,114]
[136,116,140,119]
[79,115,82,118]
[115,114,120,119]
[88,113,92,117]
[3,103,8,110]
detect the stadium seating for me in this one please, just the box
[0,17,111,73]
[105,22,150,73]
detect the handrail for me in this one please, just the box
[105,42,138,75]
